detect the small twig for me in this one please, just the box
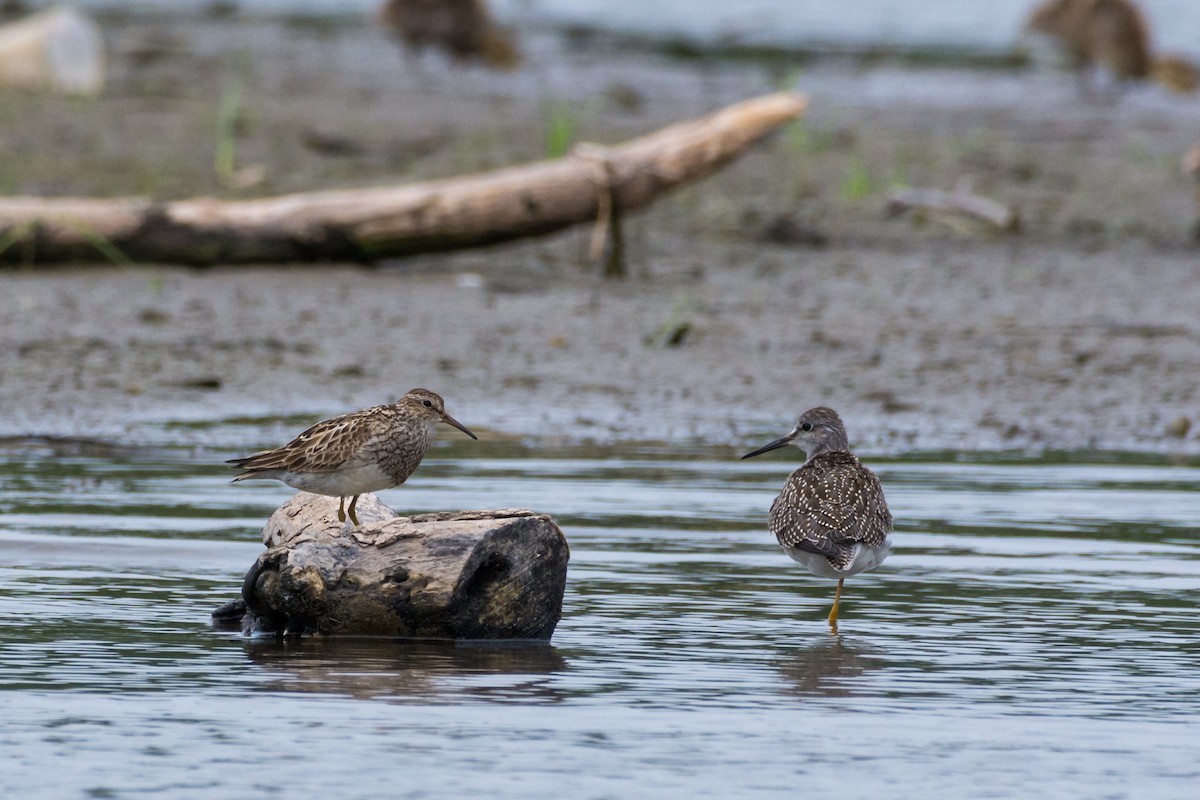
[886,187,1019,232]
[572,142,627,279]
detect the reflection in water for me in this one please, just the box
[0,435,146,460]
[773,637,870,699]
[242,639,568,702]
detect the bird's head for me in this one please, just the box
[741,406,849,462]
[400,388,478,439]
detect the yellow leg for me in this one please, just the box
[337,496,346,523]
[827,578,844,634]
[347,494,361,527]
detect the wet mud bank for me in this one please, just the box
[1,13,1198,455]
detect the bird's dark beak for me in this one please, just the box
[740,435,793,460]
[441,412,478,440]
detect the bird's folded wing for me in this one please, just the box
[228,411,376,473]
[768,458,892,552]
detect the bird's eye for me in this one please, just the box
[800,422,813,432]
[422,400,433,408]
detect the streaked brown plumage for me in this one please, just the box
[1152,55,1200,94]
[378,0,519,70]
[1026,0,1150,81]
[227,388,477,526]
[742,407,893,632]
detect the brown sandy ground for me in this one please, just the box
[1,11,1198,455]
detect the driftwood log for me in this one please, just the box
[217,492,569,640]
[0,92,807,266]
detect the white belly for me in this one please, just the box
[278,463,396,497]
[783,539,891,579]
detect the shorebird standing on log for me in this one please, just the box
[377,0,519,70]
[741,407,893,633]
[228,388,477,527]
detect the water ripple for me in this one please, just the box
[1,446,1198,797]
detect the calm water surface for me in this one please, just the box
[75,0,1200,56]
[1,435,1198,798]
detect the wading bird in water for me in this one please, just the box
[228,388,477,527]
[742,407,893,633]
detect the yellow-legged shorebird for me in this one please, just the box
[227,388,477,527]
[741,407,893,633]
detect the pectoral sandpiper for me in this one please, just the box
[228,388,477,526]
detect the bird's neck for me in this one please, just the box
[803,437,851,465]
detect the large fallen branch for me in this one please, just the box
[0,92,806,266]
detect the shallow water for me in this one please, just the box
[1,436,1198,798]
[78,0,1200,57]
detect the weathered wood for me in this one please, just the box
[227,492,569,639]
[0,92,807,266]
[886,186,1020,232]
[0,7,105,95]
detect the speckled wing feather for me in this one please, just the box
[228,407,384,476]
[768,451,893,571]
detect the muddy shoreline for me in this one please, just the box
[1,13,1198,455]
